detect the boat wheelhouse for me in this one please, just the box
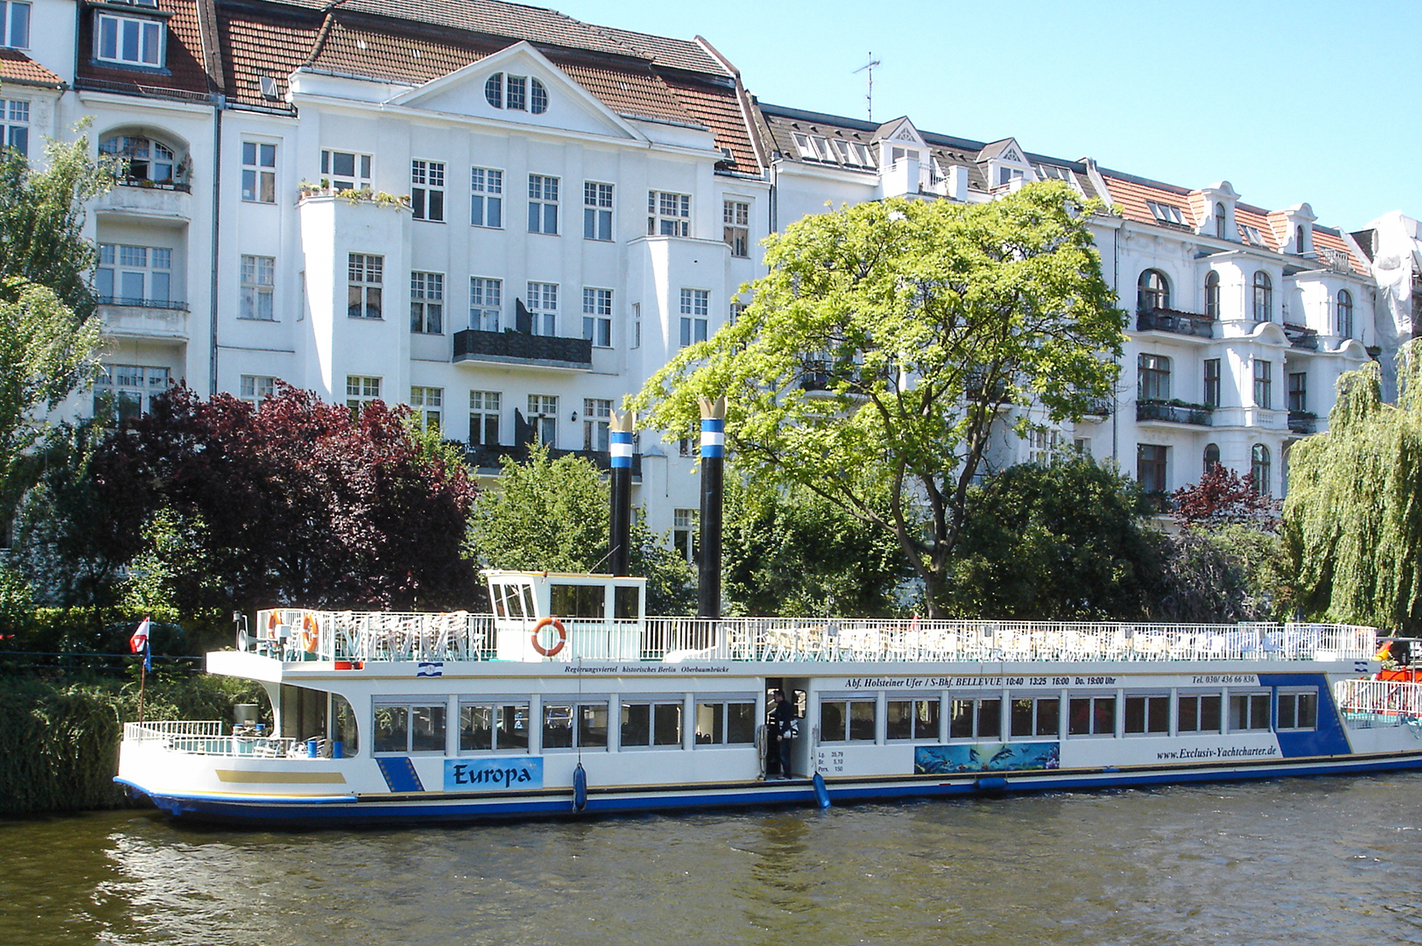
[116,571,1422,825]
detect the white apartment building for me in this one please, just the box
[0,0,1388,545]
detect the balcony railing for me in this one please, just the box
[1284,324,1320,350]
[97,296,189,311]
[453,329,592,370]
[466,443,642,477]
[1136,308,1215,338]
[1289,410,1318,434]
[116,177,192,193]
[1137,400,1213,426]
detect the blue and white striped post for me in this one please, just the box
[698,397,726,619]
[609,409,635,576]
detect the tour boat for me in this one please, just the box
[115,570,1422,825]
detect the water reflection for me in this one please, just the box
[3,775,1422,946]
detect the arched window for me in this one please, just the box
[484,73,548,114]
[1251,444,1271,496]
[99,133,183,186]
[1296,225,1307,253]
[1215,202,1227,240]
[1204,271,1220,318]
[1137,269,1169,313]
[1337,289,1354,338]
[1204,443,1220,471]
[1252,271,1272,322]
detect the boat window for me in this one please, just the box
[551,583,605,619]
[886,698,939,740]
[949,697,1002,740]
[820,698,878,742]
[459,702,530,752]
[521,584,536,618]
[542,701,608,750]
[1177,692,1222,734]
[694,700,756,745]
[1009,697,1059,738]
[1275,689,1317,731]
[621,701,682,747]
[1068,696,1116,736]
[373,701,446,753]
[1229,692,1271,732]
[331,693,359,756]
[1123,694,1170,735]
[614,585,640,620]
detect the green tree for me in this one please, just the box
[634,183,1124,614]
[1284,349,1422,630]
[469,445,694,614]
[945,455,1165,620]
[722,478,907,617]
[1154,526,1293,624]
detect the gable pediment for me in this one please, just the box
[387,41,644,141]
[875,116,926,149]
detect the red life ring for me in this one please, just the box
[301,612,320,653]
[531,616,567,657]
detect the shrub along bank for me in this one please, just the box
[0,671,266,816]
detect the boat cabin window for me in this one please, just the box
[1275,689,1317,731]
[1177,692,1222,733]
[621,701,683,747]
[491,582,534,620]
[949,696,1002,740]
[694,700,756,745]
[614,585,640,620]
[373,701,446,753]
[543,701,608,750]
[332,693,360,756]
[1229,692,1271,732]
[886,698,940,740]
[1068,696,1116,736]
[821,698,878,742]
[1123,694,1171,735]
[550,583,606,619]
[1009,697,1060,737]
[459,702,530,752]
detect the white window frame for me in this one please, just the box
[1067,694,1117,737]
[94,363,169,420]
[527,174,559,234]
[693,698,757,747]
[673,508,696,562]
[723,199,749,257]
[409,386,442,432]
[321,149,372,192]
[470,167,503,228]
[345,375,381,417]
[526,282,558,336]
[583,182,613,241]
[527,394,557,446]
[582,287,612,348]
[373,701,447,755]
[95,11,164,67]
[1275,688,1318,732]
[819,696,879,744]
[470,277,501,332]
[239,254,275,321]
[2,1,31,49]
[886,696,943,742]
[410,271,444,334]
[1,98,27,157]
[620,700,684,749]
[1228,690,1271,733]
[1176,691,1223,735]
[347,254,383,319]
[1122,693,1171,736]
[411,159,445,222]
[648,190,690,237]
[583,398,611,452]
[458,701,530,754]
[241,140,276,203]
[679,288,709,347]
[239,374,275,407]
[469,390,501,447]
[97,243,172,307]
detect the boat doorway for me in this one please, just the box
[766,678,808,778]
[277,684,360,757]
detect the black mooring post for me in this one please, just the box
[609,409,634,576]
[698,396,725,619]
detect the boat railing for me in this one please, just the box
[250,610,1375,664]
[1334,678,1422,729]
[122,720,301,757]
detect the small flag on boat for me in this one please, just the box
[130,616,151,654]
[417,661,443,678]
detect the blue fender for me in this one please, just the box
[572,763,588,812]
[812,772,831,809]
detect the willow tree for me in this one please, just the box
[1284,346,1422,630]
[633,182,1124,615]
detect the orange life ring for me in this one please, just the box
[301,612,320,653]
[531,616,567,657]
[267,611,279,636]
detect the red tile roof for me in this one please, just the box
[0,48,63,88]
[77,0,215,97]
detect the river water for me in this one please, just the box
[3,773,1422,946]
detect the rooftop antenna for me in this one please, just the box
[853,53,881,121]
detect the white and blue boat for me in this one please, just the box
[116,570,1422,825]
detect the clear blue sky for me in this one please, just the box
[553,0,1418,232]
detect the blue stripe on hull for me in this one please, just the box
[121,751,1422,827]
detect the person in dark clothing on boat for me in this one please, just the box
[772,690,797,779]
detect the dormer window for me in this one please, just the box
[996,166,1022,187]
[1214,202,1226,239]
[1295,224,1312,255]
[1241,225,1268,247]
[1147,201,1185,227]
[95,8,166,68]
[2,1,31,49]
[485,73,548,114]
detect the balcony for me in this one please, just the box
[1284,324,1320,350]
[1083,396,1114,417]
[1136,400,1213,426]
[453,330,592,371]
[1135,308,1215,339]
[1288,411,1318,434]
[96,299,190,342]
[466,443,641,478]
